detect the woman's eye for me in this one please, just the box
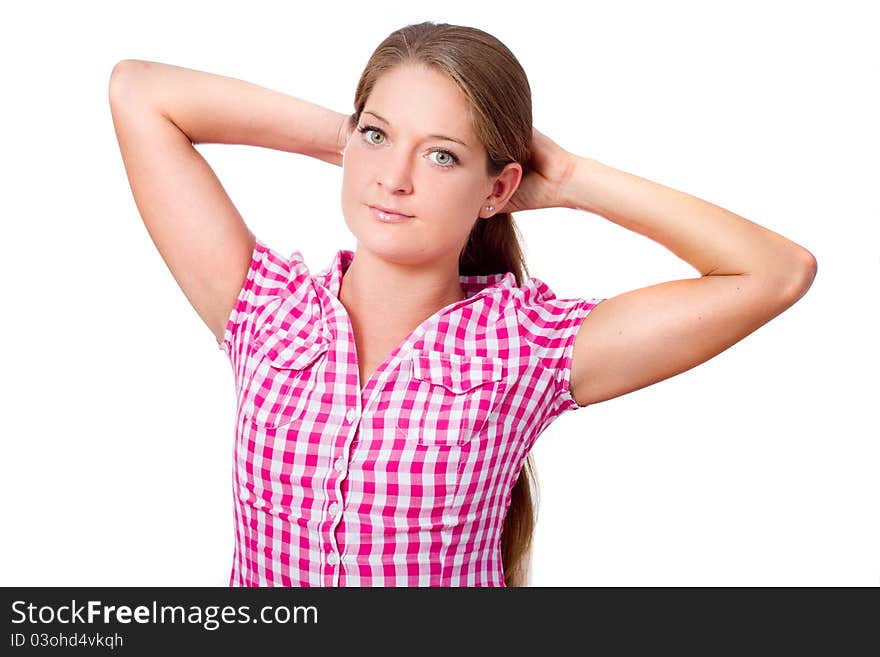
[358,126,382,145]
[357,125,459,168]
[430,151,454,166]
[357,125,384,144]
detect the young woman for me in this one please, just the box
[109,22,816,587]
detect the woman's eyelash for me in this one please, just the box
[356,125,461,167]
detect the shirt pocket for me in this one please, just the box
[244,334,330,430]
[395,350,507,447]
[235,413,314,528]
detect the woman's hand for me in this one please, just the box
[504,126,578,213]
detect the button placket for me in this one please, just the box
[326,412,355,583]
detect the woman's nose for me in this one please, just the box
[376,151,414,193]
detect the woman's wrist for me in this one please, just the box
[559,154,600,213]
[334,113,355,167]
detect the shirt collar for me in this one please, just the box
[315,248,516,312]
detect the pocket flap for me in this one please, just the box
[411,351,504,394]
[266,337,330,370]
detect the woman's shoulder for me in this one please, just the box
[218,238,322,355]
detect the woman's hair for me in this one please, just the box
[346,21,538,586]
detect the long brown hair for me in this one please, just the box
[346,21,538,586]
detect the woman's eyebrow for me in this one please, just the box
[362,110,470,148]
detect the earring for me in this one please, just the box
[486,205,494,212]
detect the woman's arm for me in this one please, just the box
[497,125,817,408]
[110,59,350,164]
[108,60,350,345]
[557,154,817,408]
[561,156,817,288]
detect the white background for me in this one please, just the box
[2,0,877,586]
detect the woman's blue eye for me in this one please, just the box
[430,150,454,166]
[356,124,460,169]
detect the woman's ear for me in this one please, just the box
[487,162,524,210]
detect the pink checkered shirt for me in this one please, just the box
[218,238,605,586]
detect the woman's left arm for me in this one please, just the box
[506,128,817,409]
[560,154,817,290]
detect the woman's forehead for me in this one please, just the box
[365,67,477,146]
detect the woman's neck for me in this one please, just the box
[338,248,466,326]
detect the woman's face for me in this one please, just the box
[340,64,509,268]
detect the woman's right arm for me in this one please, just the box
[108,59,351,345]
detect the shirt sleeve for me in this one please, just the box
[516,277,607,424]
[218,237,313,365]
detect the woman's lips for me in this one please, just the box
[369,205,414,223]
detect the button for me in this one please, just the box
[327,553,339,566]
[334,458,345,473]
[346,408,358,424]
[329,502,340,515]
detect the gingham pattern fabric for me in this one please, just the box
[218,238,605,586]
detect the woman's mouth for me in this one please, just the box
[369,205,414,223]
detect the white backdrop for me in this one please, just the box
[2,0,876,586]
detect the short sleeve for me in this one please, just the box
[516,277,606,423]
[218,237,313,361]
